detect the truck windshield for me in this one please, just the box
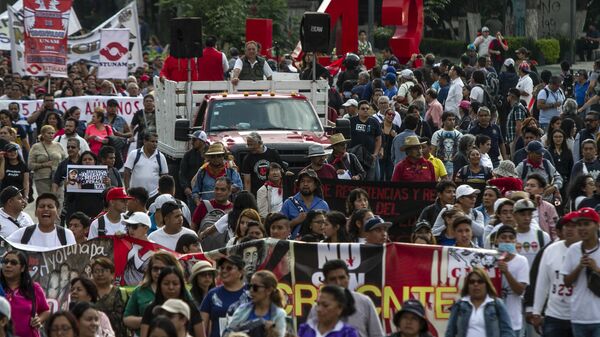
[207,98,322,132]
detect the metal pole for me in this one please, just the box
[187,58,193,117]
[368,0,374,47]
[570,0,576,64]
[312,53,316,81]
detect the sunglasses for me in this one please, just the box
[249,283,266,292]
[468,279,485,285]
[2,259,19,266]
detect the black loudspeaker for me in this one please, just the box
[170,17,203,58]
[300,12,330,53]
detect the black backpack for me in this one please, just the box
[21,225,67,246]
[476,84,498,115]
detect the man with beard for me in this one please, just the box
[192,144,242,202]
[304,144,337,180]
[391,136,435,182]
[0,186,33,238]
[241,132,284,195]
[87,187,132,239]
[54,118,89,154]
[281,169,329,239]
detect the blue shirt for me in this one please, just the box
[438,84,450,104]
[192,167,243,200]
[200,286,247,337]
[575,81,590,106]
[281,193,329,238]
[384,85,398,99]
[391,129,416,165]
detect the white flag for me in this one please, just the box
[98,29,130,79]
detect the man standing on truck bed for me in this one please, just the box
[230,41,273,85]
[197,36,229,81]
[241,132,285,196]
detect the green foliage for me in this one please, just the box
[373,26,394,50]
[419,38,465,57]
[504,37,561,65]
[424,0,452,24]
[535,39,560,64]
[158,0,290,51]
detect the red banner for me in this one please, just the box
[23,0,72,77]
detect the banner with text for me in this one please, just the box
[23,0,72,77]
[66,165,107,193]
[0,0,80,51]
[98,29,129,79]
[0,96,143,124]
[10,2,142,76]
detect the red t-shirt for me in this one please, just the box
[192,200,233,226]
[304,164,338,180]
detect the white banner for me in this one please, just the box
[98,28,129,79]
[0,96,143,124]
[10,2,142,76]
[0,0,81,51]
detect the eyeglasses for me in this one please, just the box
[250,284,266,292]
[2,259,19,266]
[468,279,485,285]
[50,326,72,334]
[92,267,109,275]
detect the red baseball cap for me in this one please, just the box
[105,187,133,202]
[573,207,600,223]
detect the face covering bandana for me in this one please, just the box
[497,242,516,255]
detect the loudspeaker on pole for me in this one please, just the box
[300,12,330,53]
[170,17,203,58]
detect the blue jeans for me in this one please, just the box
[544,316,573,337]
[366,157,380,181]
[572,323,600,337]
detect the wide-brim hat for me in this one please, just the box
[393,299,428,331]
[296,169,321,186]
[327,133,351,148]
[205,143,225,156]
[492,160,518,178]
[189,260,216,283]
[307,144,327,158]
[400,135,426,151]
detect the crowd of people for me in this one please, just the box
[0,22,596,337]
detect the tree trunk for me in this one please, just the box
[525,0,538,39]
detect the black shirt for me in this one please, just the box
[1,161,27,190]
[240,147,283,195]
[349,116,382,154]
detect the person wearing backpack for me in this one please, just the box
[515,141,563,194]
[537,76,565,129]
[192,143,242,202]
[512,198,551,266]
[193,177,233,251]
[7,193,75,247]
[124,132,168,198]
[87,187,131,239]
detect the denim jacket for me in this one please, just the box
[226,302,287,337]
[445,297,515,337]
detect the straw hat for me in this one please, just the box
[400,136,426,151]
[327,133,350,148]
[205,143,225,156]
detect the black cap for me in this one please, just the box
[496,225,516,237]
[217,255,245,270]
[0,186,22,206]
[393,299,428,331]
[413,220,431,233]
[4,143,17,152]
[160,201,182,217]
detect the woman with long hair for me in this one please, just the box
[28,125,66,195]
[455,149,492,184]
[189,261,216,309]
[380,107,401,180]
[200,256,247,337]
[70,302,104,337]
[298,285,359,337]
[540,116,561,146]
[322,211,350,243]
[1,142,29,196]
[348,208,375,243]
[69,277,113,337]
[547,128,574,203]
[42,111,64,135]
[45,311,78,337]
[226,208,261,247]
[0,251,50,337]
[124,252,180,336]
[200,191,258,247]
[452,134,476,179]
[85,108,113,156]
[226,270,287,337]
[559,118,577,153]
[140,266,204,337]
[568,174,595,211]
[345,189,370,216]
[299,210,327,241]
[445,269,514,337]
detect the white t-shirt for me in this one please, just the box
[501,254,529,330]
[88,214,126,239]
[124,149,168,197]
[445,78,464,114]
[561,241,600,323]
[148,226,198,251]
[516,226,550,266]
[474,35,495,56]
[0,209,34,238]
[534,241,573,320]
[516,75,534,107]
[469,85,485,104]
[7,225,76,248]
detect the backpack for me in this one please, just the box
[198,200,228,252]
[131,148,163,173]
[485,71,500,96]
[21,225,67,246]
[476,84,497,115]
[98,216,107,237]
[520,159,553,183]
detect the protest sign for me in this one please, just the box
[0,95,143,124]
[22,0,72,77]
[0,0,80,51]
[98,29,130,79]
[66,165,108,193]
[0,237,500,334]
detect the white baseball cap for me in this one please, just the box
[152,299,190,320]
[342,99,358,107]
[123,212,151,228]
[149,194,177,213]
[456,185,480,199]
